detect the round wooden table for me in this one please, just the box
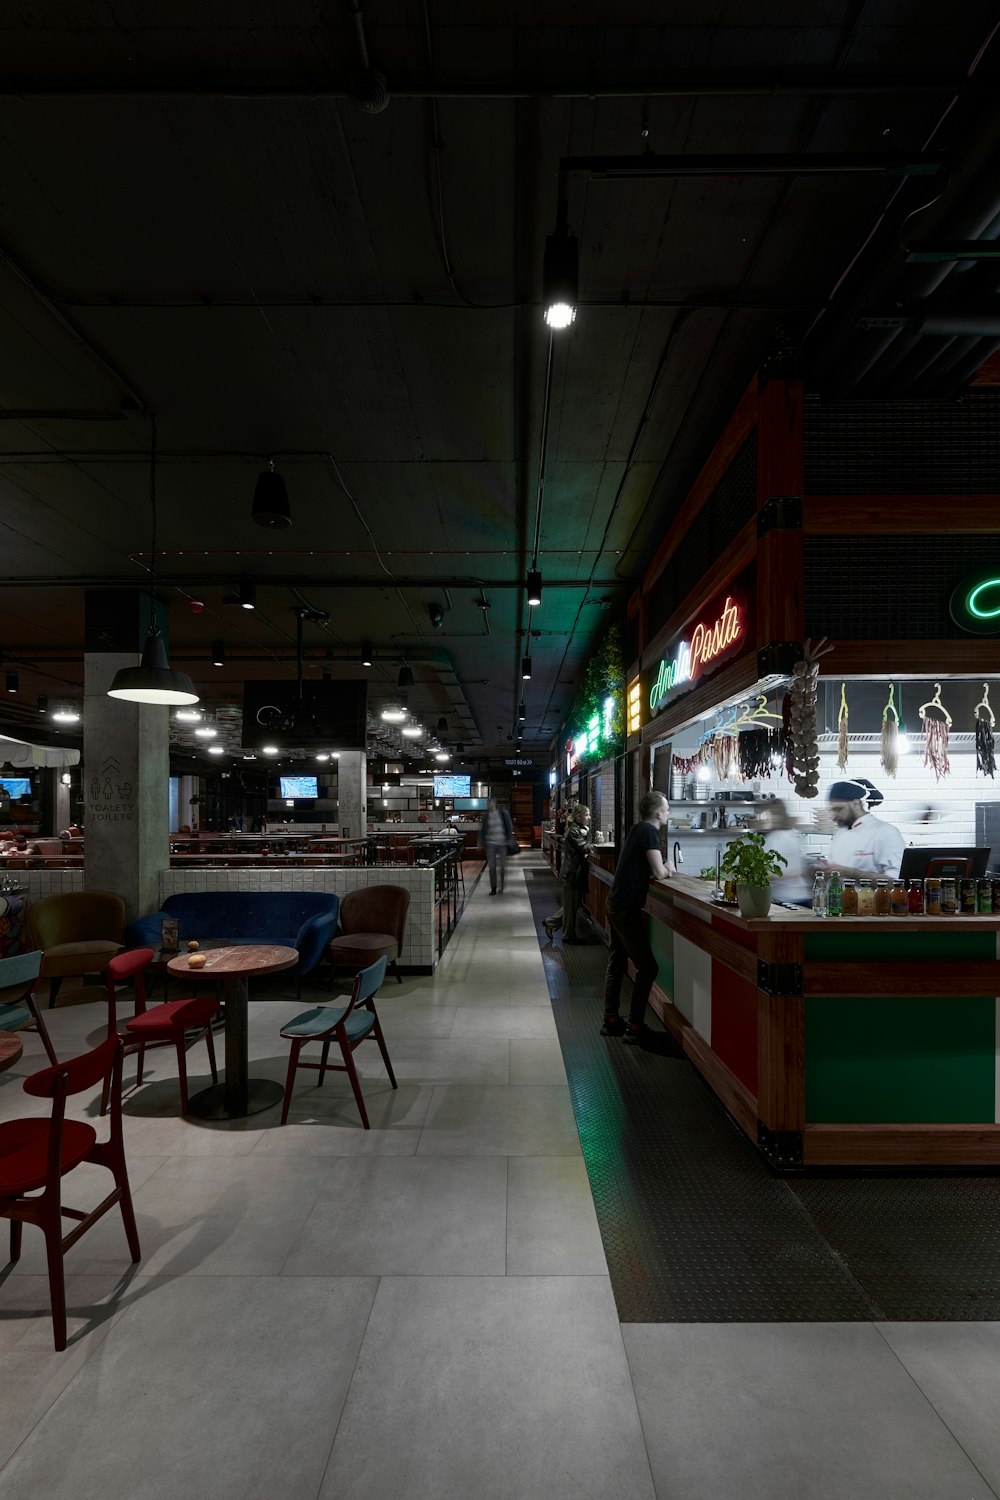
[166,945,298,1120]
[0,1034,23,1072]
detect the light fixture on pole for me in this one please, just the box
[107,418,200,707]
[252,459,292,528]
[361,640,374,667]
[37,695,48,713]
[211,641,225,667]
[542,219,579,330]
[238,579,256,610]
[526,568,542,607]
[521,655,532,679]
[5,671,18,694]
[437,716,448,733]
[398,663,414,689]
[518,701,526,722]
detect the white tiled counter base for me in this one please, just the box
[157,866,439,969]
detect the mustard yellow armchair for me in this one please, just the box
[28,891,126,1009]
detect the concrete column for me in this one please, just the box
[335,750,367,837]
[83,653,170,921]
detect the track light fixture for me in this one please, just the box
[252,459,292,529]
[526,568,542,607]
[211,641,225,667]
[398,663,414,689]
[518,701,526,722]
[37,695,48,713]
[5,671,18,693]
[521,655,532,679]
[437,716,448,733]
[239,579,256,610]
[361,641,374,667]
[542,223,579,330]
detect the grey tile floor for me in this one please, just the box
[2,853,999,1497]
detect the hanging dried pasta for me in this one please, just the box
[836,681,849,771]
[919,682,952,783]
[880,683,899,779]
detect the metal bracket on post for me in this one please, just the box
[757,495,802,537]
[756,959,802,997]
[757,642,802,679]
[757,1123,803,1172]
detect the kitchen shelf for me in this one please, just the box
[670,828,751,835]
[669,799,775,806]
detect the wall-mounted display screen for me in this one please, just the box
[279,775,319,799]
[242,679,368,750]
[0,776,32,799]
[434,774,471,797]
[454,796,487,811]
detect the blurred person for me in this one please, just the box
[480,795,514,895]
[755,799,810,903]
[543,804,593,942]
[601,791,674,1043]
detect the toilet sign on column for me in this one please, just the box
[88,754,135,824]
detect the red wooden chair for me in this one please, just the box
[279,955,396,1128]
[0,1035,141,1350]
[102,947,218,1116]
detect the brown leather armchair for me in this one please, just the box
[328,885,410,986]
[27,891,126,1009]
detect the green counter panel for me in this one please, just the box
[648,917,674,1002]
[805,994,997,1124]
[804,930,997,963]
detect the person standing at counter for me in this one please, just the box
[543,804,593,942]
[602,790,674,1043]
[819,777,904,879]
[481,796,514,895]
[756,799,811,903]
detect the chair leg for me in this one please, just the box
[372,1018,397,1090]
[48,976,63,1011]
[318,1039,331,1085]
[175,1038,189,1114]
[281,1039,302,1125]
[10,1218,22,1263]
[135,1041,146,1089]
[204,1023,219,1084]
[392,960,402,985]
[28,998,58,1066]
[340,1033,370,1130]
[43,1218,68,1352]
[113,1163,142,1263]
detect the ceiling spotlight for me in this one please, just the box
[521,655,532,679]
[518,701,526,722]
[52,706,80,723]
[5,671,18,693]
[194,724,218,739]
[211,641,225,667]
[526,568,542,607]
[252,459,292,529]
[398,663,415,689]
[207,744,225,755]
[37,694,48,713]
[361,641,374,667]
[239,579,256,610]
[542,225,579,330]
[428,602,445,629]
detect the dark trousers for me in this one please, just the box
[552,880,582,938]
[604,905,658,1027]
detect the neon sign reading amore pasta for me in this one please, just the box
[648,596,743,714]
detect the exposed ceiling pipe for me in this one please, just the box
[0,573,620,592]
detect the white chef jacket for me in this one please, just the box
[827,814,904,877]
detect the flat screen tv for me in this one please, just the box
[242,679,368,751]
[0,776,32,800]
[434,773,471,797]
[279,774,319,799]
[898,846,990,881]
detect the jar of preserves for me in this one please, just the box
[841,879,858,916]
[890,880,908,916]
[941,877,958,915]
[857,879,875,916]
[925,877,942,916]
[874,880,891,916]
[960,878,978,914]
[907,879,924,915]
[977,878,993,915]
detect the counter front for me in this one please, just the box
[644,874,1000,1169]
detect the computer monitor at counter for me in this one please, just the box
[898,847,990,882]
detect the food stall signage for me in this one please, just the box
[566,695,616,775]
[949,571,1000,635]
[649,596,743,714]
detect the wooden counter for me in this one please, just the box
[642,874,1000,1170]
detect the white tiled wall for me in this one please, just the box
[157,867,439,969]
[12,870,85,901]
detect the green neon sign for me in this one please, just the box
[967,579,1000,620]
[949,571,1000,635]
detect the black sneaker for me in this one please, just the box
[600,1015,626,1036]
[622,1025,649,1046]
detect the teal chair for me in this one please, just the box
[0,951,57,1066]
[279,955,396,1129]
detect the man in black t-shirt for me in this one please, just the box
[602,790,672,1042]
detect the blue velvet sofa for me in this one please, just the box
[125,892,340,980]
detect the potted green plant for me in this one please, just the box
[719,831,787,918]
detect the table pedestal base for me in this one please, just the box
[186,1078,284,1120]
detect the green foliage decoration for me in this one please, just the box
[567,624,626,766]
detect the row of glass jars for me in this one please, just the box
[823,877,998,917]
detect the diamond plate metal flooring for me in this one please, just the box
[529,864,1000,1323]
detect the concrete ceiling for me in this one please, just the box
[1,3,999,771]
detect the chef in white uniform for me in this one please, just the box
[819,778,904,879]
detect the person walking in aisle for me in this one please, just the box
[543,804,593,943]
[602,790,673,1043]
[481,795,514,894]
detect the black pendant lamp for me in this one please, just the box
[108,419,199,707]
[252,460,292,528]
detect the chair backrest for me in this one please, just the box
[23,1034,119,1099]
[0,949,42,992]
[28,891,126,950]
[340,885,410,945]
[105,947,154,985]
[351,954,388,1010]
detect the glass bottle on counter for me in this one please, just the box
[841,879,858,916]
[925,877,942,916]
[978,878,993,915]
[960,878,978,915]
[826,870,843,918]
[890,879,908,916]
[811,870,828,917]
[874,880,891,917]
[857,879,875,917]
[941,877,958,915]
[907,879,925,915]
